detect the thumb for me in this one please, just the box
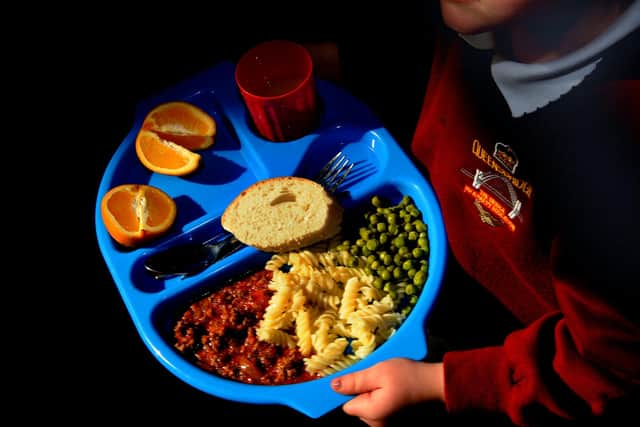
[331,368,379,395]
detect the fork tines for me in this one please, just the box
[315,151,354,193]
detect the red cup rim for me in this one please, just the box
[235,39,313,101]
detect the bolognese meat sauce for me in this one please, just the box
[173,269,318,385]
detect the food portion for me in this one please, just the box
[101,101,219,245]
[336,195,430,317]
[141,101,217,151]
[173,195,430,384]
[135,129,202,176]
[100,184,177,248]
[221,176,344,253]
[174,269,317,385]
[257,246,403,377]
[135,101,217,176]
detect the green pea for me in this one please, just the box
[382,252,392,265]
[414,220,427,232]
[413,270,426,286]
[360,227,370,239]
[379,232,389,245]
[418,237,429,250]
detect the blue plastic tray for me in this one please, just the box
[95,60,447,418]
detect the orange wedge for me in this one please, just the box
[100,184,177,248]
[141,101,216,150]
[135,129,201,176]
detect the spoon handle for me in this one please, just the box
[210,235,246,265]
[144,233,246,279]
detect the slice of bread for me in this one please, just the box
[221,176,343,253]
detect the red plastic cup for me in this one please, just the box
[235,40,318,142]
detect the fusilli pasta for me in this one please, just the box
[256,247,406,377]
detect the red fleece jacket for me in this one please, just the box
[411,29,640,425]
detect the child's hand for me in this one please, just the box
[331,358,445,427]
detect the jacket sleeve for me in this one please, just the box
[443,287,640,425]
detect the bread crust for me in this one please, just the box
[221,176,343,252]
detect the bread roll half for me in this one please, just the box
[221,176,343,253]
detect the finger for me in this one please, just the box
[331,367,381,395]
[343,393,386,425]
[343,391,375,414]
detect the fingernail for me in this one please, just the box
[331,378,342,390]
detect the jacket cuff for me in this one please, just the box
[443,346,511,413]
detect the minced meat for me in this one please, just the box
[173,269,318,385]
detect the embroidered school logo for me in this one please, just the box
[493,142,518,174]
[461,140,531,232]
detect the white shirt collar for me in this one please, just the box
[460,1,640,118]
